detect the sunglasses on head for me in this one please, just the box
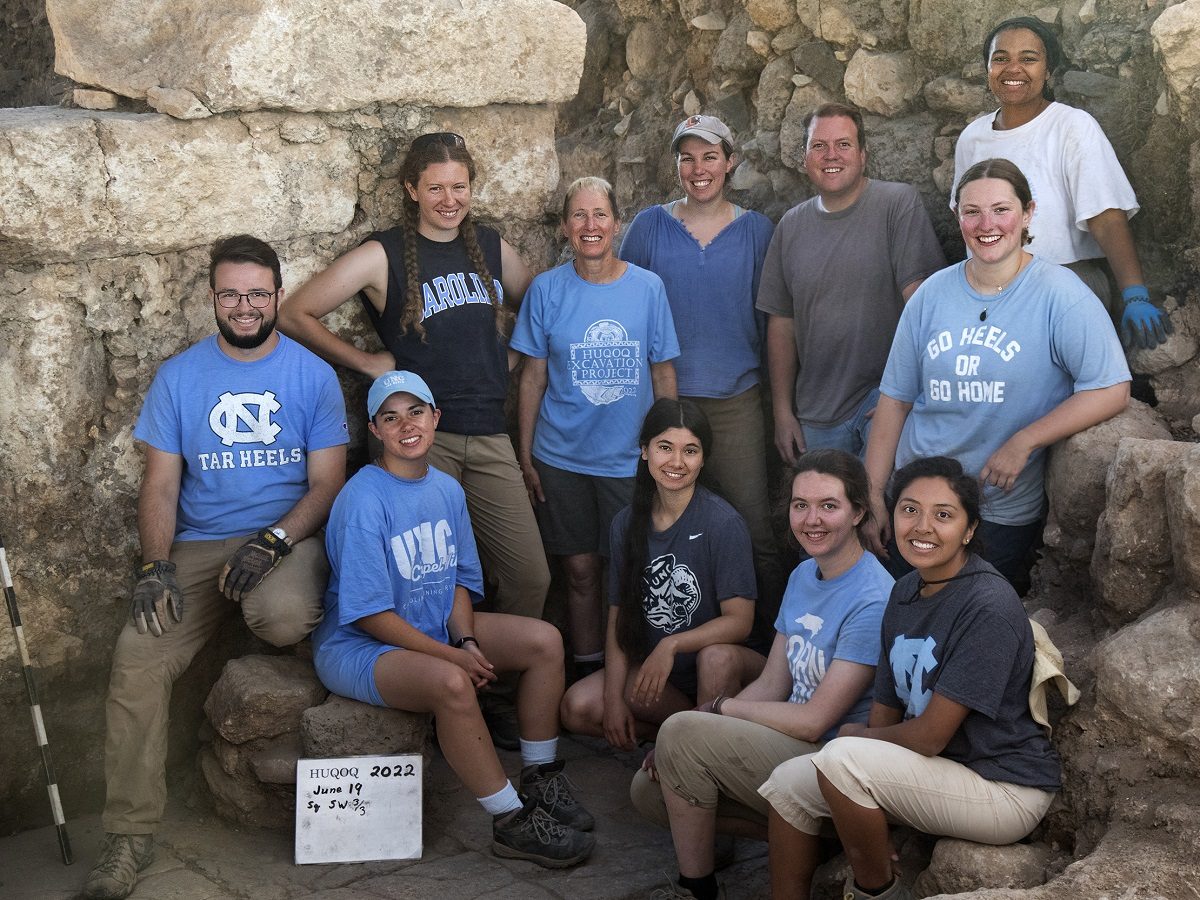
[410,132,466,152]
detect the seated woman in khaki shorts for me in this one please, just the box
[630,449,892,900]
[760,456,1061,900]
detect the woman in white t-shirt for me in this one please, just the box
[952,15,1171,350]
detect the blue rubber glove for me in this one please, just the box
[1119,285,1171,350]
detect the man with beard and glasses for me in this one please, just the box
[85,235,348,900]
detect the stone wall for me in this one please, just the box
[0,0,584,837]
[4,1,1200,895]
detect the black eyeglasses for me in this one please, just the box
[213,289,277,309]
[410,131,466,152]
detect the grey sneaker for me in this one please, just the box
[842,875,913,900]
[520,760,595,831]
[492,796,595,868]
[84,833,154,900]
[650,880,726,899]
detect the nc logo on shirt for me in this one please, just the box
[209,391,282,446]
[392,519,457,581]
[569,319,641,406]
[889,635,938,718]
[642,553,700,634]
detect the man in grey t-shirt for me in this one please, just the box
[757,102,946,461]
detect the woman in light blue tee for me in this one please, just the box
[512,176,680,669]
[865,158,1129,593]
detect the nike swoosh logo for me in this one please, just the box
[689,533,703,540]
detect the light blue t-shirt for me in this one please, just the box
[774,550,891,741]
[619,204,773,398]
[312,464,484,706]
[880,257,1130,525]
[133,334,349,541]
[511,261,680,477]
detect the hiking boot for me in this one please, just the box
[84,833,154,900]
[482,705,521,752]
[519,760,595,831]
[492,796,595,868]
[842,875,913,900]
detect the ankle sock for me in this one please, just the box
[678,872,719,900]
[520,738,558,767]
[478,782,522,817]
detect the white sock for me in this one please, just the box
[573,650,604,663]
[478,782,522,816]
[520,738,558,767]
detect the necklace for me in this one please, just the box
[967,255,1028,321]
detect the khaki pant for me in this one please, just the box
[427,431,550,620]
[759,736,1054,844]
[630,710,821,829]
[102,534,327,834]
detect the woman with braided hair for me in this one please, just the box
[280,133,549,747]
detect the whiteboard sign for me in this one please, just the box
[295,755,423,864]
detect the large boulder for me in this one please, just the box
[1166,444,1200,596]
[46,0,586,113]
[1091,438,1189,626]
[302,694,430,758]
[204,655,328,745]
[1152,0,1200,125]
[1043,401,1171,567]
[914,838,1056,895]
[844,50,924,117]
[0,108,357,265]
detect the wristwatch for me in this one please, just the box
[269,526,292,547]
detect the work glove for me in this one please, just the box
[219,528,291,601]
[1120,285,1172,350]
[131,560,182,636]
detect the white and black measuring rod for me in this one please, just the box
[1,534,72,864]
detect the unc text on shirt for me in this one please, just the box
[197,447,304,470]
[924,325,1022,404]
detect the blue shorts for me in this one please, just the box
[313,633,394,707]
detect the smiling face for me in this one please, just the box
[406,161,472,240]
[788,471,863,567]
[804,115,867,209]
[642,426,704,496]
[369,392,441,475]
[212,261,280,353]
[894,476,976,582]
[988,27,1050,111]
[562,186,619,261]
[957,176,1033,266]
[676,135,733,204]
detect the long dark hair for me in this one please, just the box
[616,399,714,662]
[397,134,509,339]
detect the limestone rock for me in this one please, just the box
[923,75,990,116]
[145,85,210,119]
[844,50,923,117]
[712,12,760,76]
[1092,439,1188,626]
[746,30,771,58]
[861,113,939,192]
[771,23,810,54]
[1093,604,1200,764]
[1154,3,1200,119]
[746,0,797,32]
[0,108,358,265]
[46,0,586,112]
[909,0,1027,67]
[791,41,845,93]
[1166,444,1200,595]
[249,732,305,785]
[915,838,1055,895]
[690,13,726,31]
[200,746,293,829]
[301,694,430,758]
[796,0,907,50]
[1043,401,1171,565]
[72,88,117,110]
[204,655,327,745]
[626,20,665,80]
[754,55,795,130]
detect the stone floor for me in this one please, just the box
[0,735,771,900]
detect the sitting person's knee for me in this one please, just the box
[560,681,599,732]
[696,642,740,678]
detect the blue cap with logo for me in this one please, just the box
[367,370,436,417]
